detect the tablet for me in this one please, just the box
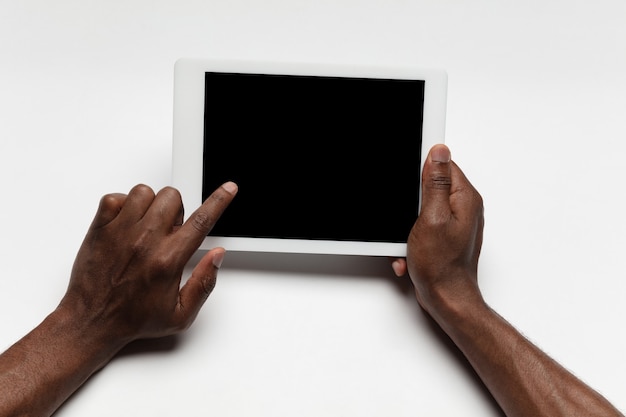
[172,58,447,257]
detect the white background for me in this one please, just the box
[1,1,625,415]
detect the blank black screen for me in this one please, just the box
[202,72,425,243]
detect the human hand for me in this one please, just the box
[391,145,485,318]
[389,146,626,417]
[58,182,238,348]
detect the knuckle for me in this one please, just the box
[152,255,176,276]
[130,233,150,257]
[131,183,155,197]
[159,186,183,203]
[100,193,122,207]
[190,211,215,234]
[428,174,452,190]
[161,185,181,196]
[100,191,127,210]
[202,276,217,295]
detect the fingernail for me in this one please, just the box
[391,259,403,277]
[431,145,451,163]
[212,250,226,269]
[222,181,238,194]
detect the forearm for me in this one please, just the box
[0,307,125,417]
[431,297,623,417]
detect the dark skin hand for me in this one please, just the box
[0,181,238,417]
[0,145,622,417]
[392,144,623,417]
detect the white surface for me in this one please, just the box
[1,1,625,415]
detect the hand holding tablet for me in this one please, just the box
[172,58,447,256]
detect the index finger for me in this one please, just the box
[170,181,238,260]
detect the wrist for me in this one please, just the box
[0,306,130,416]
[415,273,489,331]
[50,303,129,369]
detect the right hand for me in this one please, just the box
[393,144,485,319]
[59,182,238,349]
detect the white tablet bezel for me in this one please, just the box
[172,58,447,257]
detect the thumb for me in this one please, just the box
[420,144,453,220]
[176,247,225,326]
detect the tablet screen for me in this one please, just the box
[201,71,425,243]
